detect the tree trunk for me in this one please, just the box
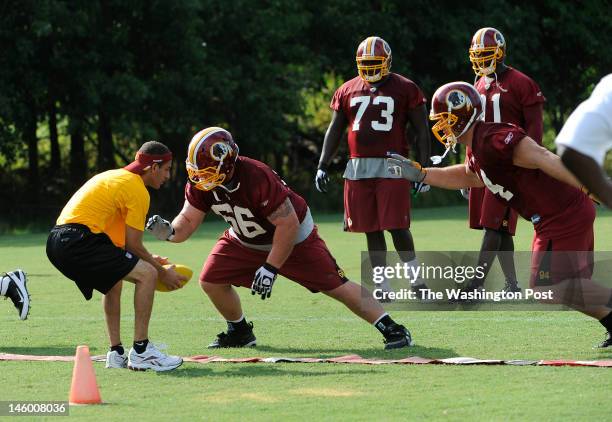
[96,108,115,170]
[25,114,39,193]
[49,99,60,172]
[69,120,87,186]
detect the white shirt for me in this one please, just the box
[555,74,612,166]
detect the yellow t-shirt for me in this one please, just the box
[57,169,150,247]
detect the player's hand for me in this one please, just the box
[314,169,329,193]
[146,215,175,241]
[460,188,470,200]
[251,263,278,300]
[412,182,430,195]
[387,153,427,182]
[152,254,170,265]
[159,265,186,291]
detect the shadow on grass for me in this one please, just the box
[249,344,456,359]
[0,346,98,355]
[160,364,379,378]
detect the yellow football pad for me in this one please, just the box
[156,264,193,292]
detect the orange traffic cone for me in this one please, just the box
[69,345,102,405]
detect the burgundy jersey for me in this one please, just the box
[330,73,426,158]
[185,157,308,246]
[467,122,593,238]
[475,67,545,143]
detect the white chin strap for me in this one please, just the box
[217,181,240,193]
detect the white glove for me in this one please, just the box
[387,153,427,182]
[460,188,470,200]
[146,215,175,241]
[314,169,329,193]
[251,263,278,300]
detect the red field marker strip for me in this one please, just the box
[1,353,611,367]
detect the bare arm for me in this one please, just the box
[407,104,431,165]
[265,198,299,268]
[561,147,612,208]
[125,226,184,288]
[169,200,206,243]
[423,164,484,189]
[318,110,347,169]
[512,136,583,189]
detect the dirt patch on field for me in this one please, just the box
[289,388,364,397]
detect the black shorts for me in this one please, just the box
[46,224,139,300]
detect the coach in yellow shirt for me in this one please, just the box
[47,141,185,372]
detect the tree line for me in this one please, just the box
[0,0,609,229]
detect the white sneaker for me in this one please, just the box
[1,269,30,320]
[127,342,183,372]
[105,350,128,368]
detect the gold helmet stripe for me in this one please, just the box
[187,127,227,166]
[365,36,374,57]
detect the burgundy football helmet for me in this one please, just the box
[186,127,239,191]
[469,27,506,77]
[356,36,392,83]
[430,82,483,151]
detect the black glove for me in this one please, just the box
[314,168,330,193]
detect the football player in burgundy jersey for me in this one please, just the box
[388,82,612,348]
[466,27,546,294]
[147,127,414,350]
[315,36,431,298]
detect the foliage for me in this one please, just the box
[0,0,609,223]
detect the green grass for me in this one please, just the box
[1,205,612,421]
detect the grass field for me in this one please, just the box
[1,205,611,421]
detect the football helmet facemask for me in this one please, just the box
[356,36,392,83]
[186,127,239,191]
[469,27,506,77]
[429,82,483,153]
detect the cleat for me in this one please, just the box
[411,283,433,302]
[208,322,257,348]
[105,350,128,369]
[383,323,414,349]
[502,281,522,293]
[1,270,30,320]
[448,280,484,304]
[595,332,612,349]
[127,342,183,372]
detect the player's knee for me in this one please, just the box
[133,261,157,286]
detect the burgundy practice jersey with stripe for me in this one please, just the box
[185,157,308,246]
[475,67,545,141]
[330,73,426,158]
[466,122,593,238]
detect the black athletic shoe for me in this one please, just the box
[411,283,431,302]
[383,323,414,349]
[207,322,257,348]
[502,281,522,293]
[448,280,484,304]
[1,270,30,320]
[595,332,612,348]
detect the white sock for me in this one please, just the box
[227,314,245,324]
[405,258,425,286]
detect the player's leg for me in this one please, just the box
[124,260,183,371]
[346,179,390,293]
[102,280,127,368]
[0,269,30,320]
[199,234,259,348]
[322,280,413,349]
[498,233,520,291]
[389,228,429,296]
[281,229,413,349]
